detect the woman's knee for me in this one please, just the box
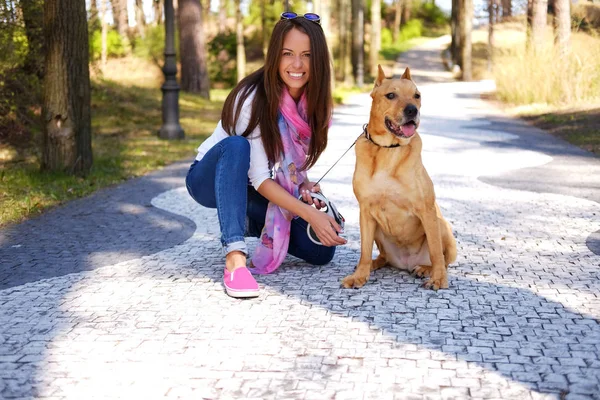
[222,135,250,157]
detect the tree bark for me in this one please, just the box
[352,0,364,88]
[452,0,461,66]
[261,0,267,58]
[393,0,402,43]
[338,0,353,84]
[501,0,511,18]
[235,0,246,83]
[135,0,146,38]
[370,0,381,77]
[154,0,163,24]
[530,0,548,52]
[219,0,228,33]
[111,0,129,38]
[553,0,570,56]
[488,0,497,72]
[401,0,411,25]
[42,0,92,174]
[459,0,473,80]
[179,0,211,97]
[100,0,108,69]
[21,0,45,78]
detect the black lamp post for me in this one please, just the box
[159,0,184,140]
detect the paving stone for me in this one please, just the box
[1,37,600,400]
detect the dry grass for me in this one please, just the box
[471,17,600,157]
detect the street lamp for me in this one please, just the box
[159,0,184,140]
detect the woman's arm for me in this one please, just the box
[257,179,347,247]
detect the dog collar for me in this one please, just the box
[363,124,401,148]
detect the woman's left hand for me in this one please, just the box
[299,181,325,210]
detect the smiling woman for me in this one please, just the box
[184,14,347,299]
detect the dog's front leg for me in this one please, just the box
[342,207,377,289]
[419,205,448,290]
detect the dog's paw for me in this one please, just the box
[342,273,369,289]
[422,274,449,291]
[413,265,432,278]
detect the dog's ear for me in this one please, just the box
[401,67,412,81]
[374,64,386,88]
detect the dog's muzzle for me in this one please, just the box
[385,117,418,138]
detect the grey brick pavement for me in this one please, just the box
[1,37,599,399]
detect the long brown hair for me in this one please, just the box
[221,17,332,171]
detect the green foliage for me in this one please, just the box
[89,28,127,60]
[208,31,238,87]
[132,24,169,62]
[416,2,450,26]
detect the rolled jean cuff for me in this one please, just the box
[223,239,248,256]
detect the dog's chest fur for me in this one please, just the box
[353,135,433,269]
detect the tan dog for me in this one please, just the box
[342,65,457,290]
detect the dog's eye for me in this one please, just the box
[414,93,421,99]
[385,93,396,100]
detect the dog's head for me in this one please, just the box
[369,65,421,146]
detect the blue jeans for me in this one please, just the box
[185,135,335,266]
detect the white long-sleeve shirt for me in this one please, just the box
[195,90,271,190]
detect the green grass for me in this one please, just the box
[1,32,439,227]
[0,72,228,227]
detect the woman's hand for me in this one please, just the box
[299,181,326,210]
[305,206,347,247]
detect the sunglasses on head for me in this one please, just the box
[280,12,321,25]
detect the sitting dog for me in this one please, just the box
[342,65,457,290]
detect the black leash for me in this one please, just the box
[314,123,400,185]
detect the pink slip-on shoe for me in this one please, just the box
[223,267,259,298]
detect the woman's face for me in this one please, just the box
[278,27,311,100]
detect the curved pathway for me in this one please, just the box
[0,37,599,399]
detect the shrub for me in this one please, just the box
[89,28,127,60]
[208,31,238,87]
[572,3,600,33]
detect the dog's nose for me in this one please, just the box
[404,104,418,118]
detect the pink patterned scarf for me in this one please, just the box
[251,87,311,274]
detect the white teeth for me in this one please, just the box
[289,72,303,78]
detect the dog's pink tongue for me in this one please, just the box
[402,123,416,137]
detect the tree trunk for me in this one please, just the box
[135,0,146,38]
[154,0,163,24]
[89,0,100,30]
[352,0,364,88]
[235,0,246,82]
[42,0,92,174]
[393,0,402,43]
[321,0,332,40]
[452,0,461,66]
[553,0,570,56]
[219,0,227,33]
[338,0,353,84]
[530,0,548,52]
[488,0,496,72]
[401,0,411,25]
[459,0,472,80]
[261,0,267,57]
[501,0,511,18]
[370,0,381,77]
[526,0,533,48]
[21,0,45,78]
[179,0,211,97]
[111,0,129,38]
[101,0,108,69]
